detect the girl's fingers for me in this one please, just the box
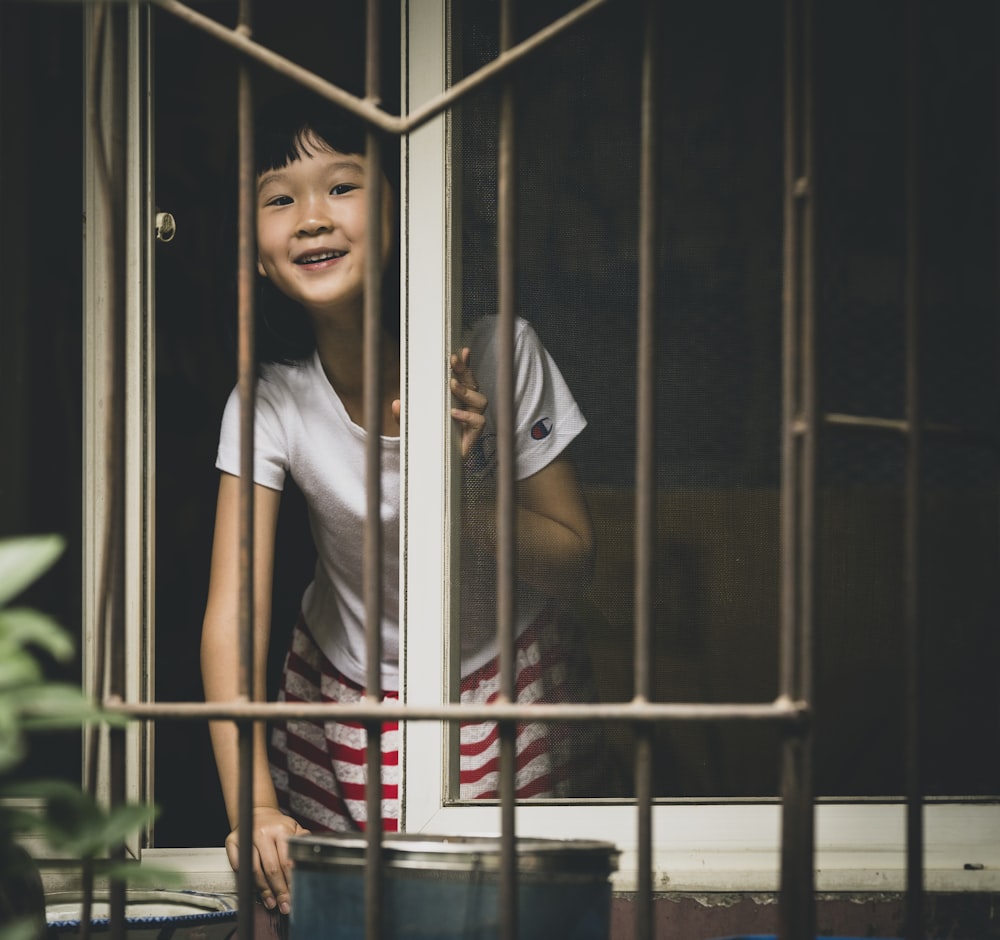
[450,348,487,458]
[277,823,309,884]
[451,408,486,428]
[450,347,472,375]
[452,409,487,458]
[226,826,297,915]
[225,834,277,910]
[253,838,291,914]
[450,349,485,408]
[450,377,486,412]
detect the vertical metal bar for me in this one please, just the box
[778,0,817,937]
[107,5,128,935]
[85,5,128,937]
[82,7,112,935]
[235,2,256,938]
[127,0,157,851]
[779,0,801,744]
[497,1,518,939]
[902,3,924,937]
[633,1,658,938]
[364,2,385,938]
[797,0,818,776]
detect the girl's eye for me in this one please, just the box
[331,183,358,196]
[265,195,293,207]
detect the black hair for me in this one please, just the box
[217,89,401,368]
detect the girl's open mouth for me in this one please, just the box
[295,249,346,266]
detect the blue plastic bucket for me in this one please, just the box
[289,833,619,940]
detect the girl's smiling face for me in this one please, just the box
[255,131,393,321]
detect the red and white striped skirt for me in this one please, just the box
[269,608,599,833]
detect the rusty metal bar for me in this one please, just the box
[401,0,610,135]
[778,0,817,937]
[496,2,518,936]
[363,1,385,937]
[633,0,658,938]
[106,6,128,939]
[823,412,998,445]
[797,0,818,748]
[902,3,924,937]
[149,0,392,130]
[105,696,809,724]
[148,0,610,137]
[86,5,128,938]
[235,2,256,937]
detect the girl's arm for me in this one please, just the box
[463,456,595,600]
[201,472,306,915]
[450,349,594,599]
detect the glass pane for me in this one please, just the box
[921,441,999,796]
[817,434,907,795]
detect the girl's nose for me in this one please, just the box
[297,214,333,236]
[296,198,334,236]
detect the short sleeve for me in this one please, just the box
[215,378,289,491]
[511,321,587,480]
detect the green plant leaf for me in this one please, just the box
[0,650,42,692]
[0,682,125,738]
[0,706,26,774]
[0,535,65,607]
[9,781,159,858]
[55,803,159,858]
[0,606,75,661]
[3,682,119,730]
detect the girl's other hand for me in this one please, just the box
[225,806,310,915]
[450,347,487,458]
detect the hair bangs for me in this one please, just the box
[253,91,399,192]
[255,96,367,177]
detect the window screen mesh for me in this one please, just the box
[452,0,998,800]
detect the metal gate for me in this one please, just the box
[84,1,957,938]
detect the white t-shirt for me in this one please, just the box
[216,315,586,689]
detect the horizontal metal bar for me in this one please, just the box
[823,412,998,445]
[103,695,809,725]
[149,0,612,137]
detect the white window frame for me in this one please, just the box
[74,0,1000,898]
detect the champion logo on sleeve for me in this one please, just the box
[530,418,553,440]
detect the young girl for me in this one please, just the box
[200,92,596,916]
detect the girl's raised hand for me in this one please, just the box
[450,347,487,458]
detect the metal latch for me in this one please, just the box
[155,211,176,243]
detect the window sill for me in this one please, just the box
[25,801,998,896]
